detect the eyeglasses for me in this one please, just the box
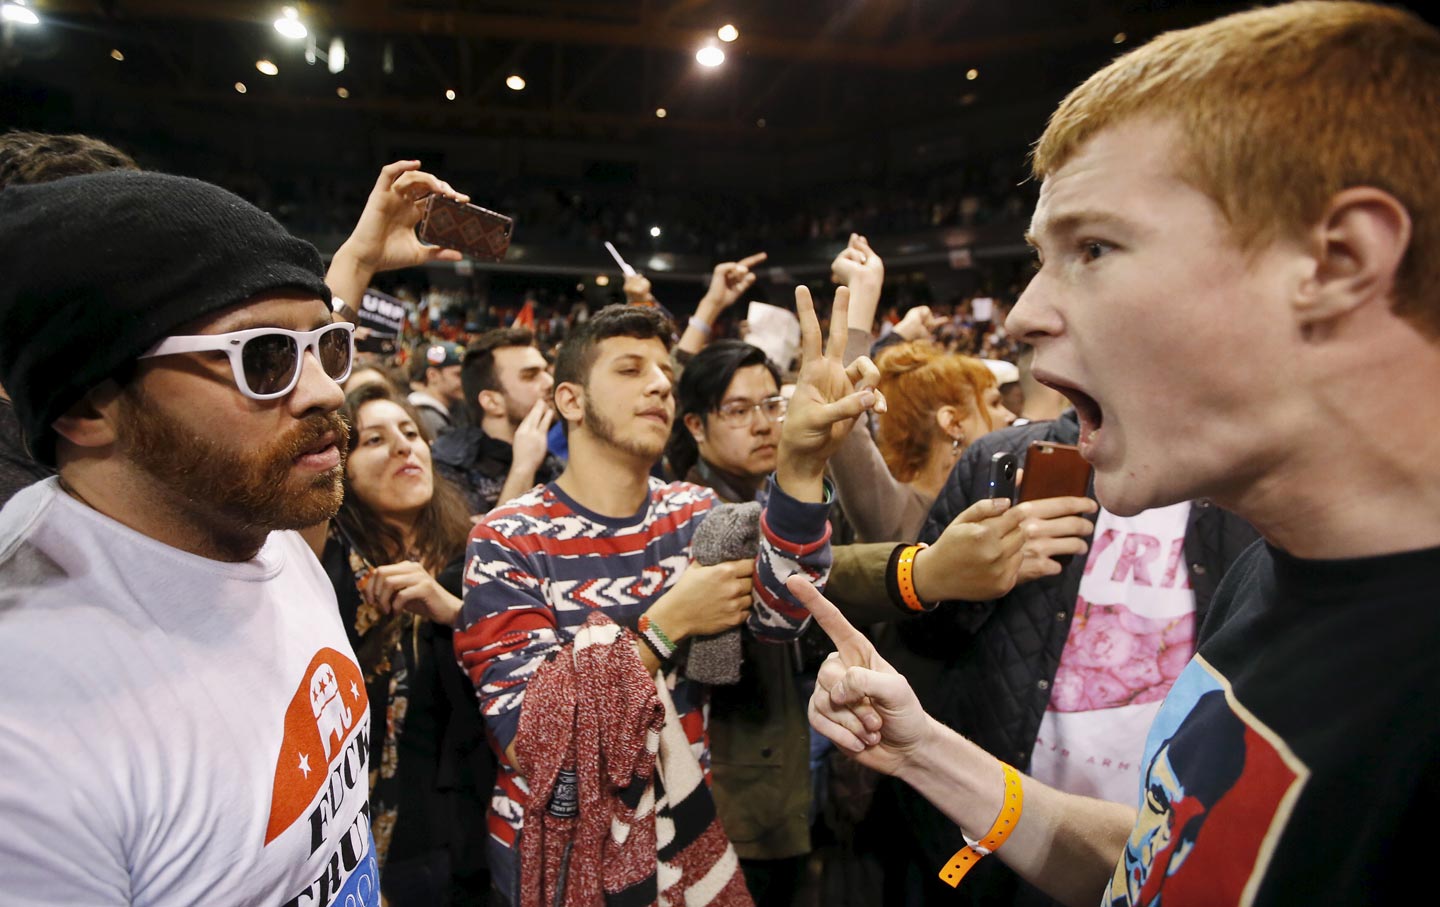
[140,322,355,400]
[713,395,787,427]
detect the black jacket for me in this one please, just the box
[882,410,1260,906]
[431,423,563,517]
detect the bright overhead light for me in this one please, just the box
[696,46,725,67]
[506,74,526,91]
[966,68,979,81]
[256,59,279,76]
[717,24,739,43]
[595,275,610,286]
[445,88,457,100]
[274,7,306,40]
[649,226,662,238]
[328,37,346,74]
[234,82,248,94]
[1,2,40,26]
[336,86,349,99]
[110,49,125,62]
[655,107,667,118]
[1113,32,1128,44]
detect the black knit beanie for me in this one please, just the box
[0,170,332,465]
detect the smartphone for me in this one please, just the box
[987,451,1019,502]
[417,195,515,262]
[1017,441,1092,503]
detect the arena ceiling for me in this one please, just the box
[7,0,1274,146]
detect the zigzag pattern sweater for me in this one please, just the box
[455,476,832,902]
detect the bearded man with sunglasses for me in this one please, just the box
[0,171,381,907]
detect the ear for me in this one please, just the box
[683,412,706,442]
[553,381,585,425]
[1296,187,1412,329]
[52,380,124,451]
[476,389,507,420]
[934,404,962,439]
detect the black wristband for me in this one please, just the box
[884,542,911,614]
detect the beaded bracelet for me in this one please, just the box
[637,613,678,662]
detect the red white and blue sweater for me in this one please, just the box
[454,476,832,900]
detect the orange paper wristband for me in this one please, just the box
[939,762,1024,888]
[896,543,928,612]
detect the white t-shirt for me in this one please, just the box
[0,479,378,907]
[1030,502,1195,805]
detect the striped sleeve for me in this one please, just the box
[749,476,833,640]
[454,513,562,753]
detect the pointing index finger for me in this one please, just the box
[786,575,875,667]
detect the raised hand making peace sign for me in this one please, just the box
[775,285,887,502]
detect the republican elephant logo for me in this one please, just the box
[309,662,353,762]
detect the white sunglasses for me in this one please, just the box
[140,322,356,400]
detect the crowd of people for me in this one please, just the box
[1,3,1437,907]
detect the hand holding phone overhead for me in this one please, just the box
[416,195,515,262]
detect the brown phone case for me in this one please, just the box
[1017,441,1093,503]
[417,196,515,262]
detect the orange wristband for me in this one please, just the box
[939,761,1024,888]
[896,543,928,612]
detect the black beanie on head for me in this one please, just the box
[0,170,332,465]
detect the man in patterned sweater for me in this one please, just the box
[455,295,881,903]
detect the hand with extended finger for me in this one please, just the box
[830,234,884,293]
[364,560,463,627]
[703,251,769,312]
[912,497,1027,603]
[789,576,932,777]
[1012,495,1098,583]
[647,558,755,641]
[894,304,948,342]
[778,285,887,500]
[336,160,471,274]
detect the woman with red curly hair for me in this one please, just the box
[829,339,1014,542]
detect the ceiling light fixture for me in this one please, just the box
[110,49,125,62]
[696,45,725,67]
[235,82,248,94]
[717,24,739,43]
[655,107,667,118]
[1113,32,1127,44]
[274,7,307,40]
[336,86,349,98]
[328,37,346,74]
[445,89,457,100]
[506,74,526,91]
[595,275,611,286]
[1,2,40,26]
[649,226,662,238]
[256,59,279,76]
[966,68,979,80]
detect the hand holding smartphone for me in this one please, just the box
[417,195,515,262]
[986,441,1093,503]
[1016,441,1092,503]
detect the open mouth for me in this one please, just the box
[1036,373,1104,443]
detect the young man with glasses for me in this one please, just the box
[0,171,379,907]
[666,339,787,504]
